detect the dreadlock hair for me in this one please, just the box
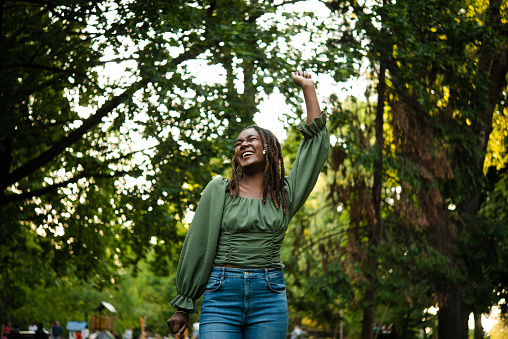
[227,125,288,215]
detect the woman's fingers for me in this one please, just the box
[292,71,314,89]
[292,70,311,79]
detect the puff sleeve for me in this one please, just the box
[285,113,330,218]
[170,177,229,313]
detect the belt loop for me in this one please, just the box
[265,268,269,284]
[221,267,226,281]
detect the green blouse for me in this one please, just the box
[170,113,330,313]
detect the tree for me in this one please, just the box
[321,0,508,337]
[0,0,331,323]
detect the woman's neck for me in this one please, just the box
[238,173,266,199]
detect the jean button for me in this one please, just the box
[245,271,252,275]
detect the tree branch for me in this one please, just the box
[0,174,86,205]
[6,63,85,76]
[274,0,309,7]
[4,62,102,91]
[92,57,138,66]
[0,170,130,206]
[1,79,148,191]
[4,0,54,5]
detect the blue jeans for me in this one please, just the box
[199,266,289,339]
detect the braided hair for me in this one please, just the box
[227,125,288,215]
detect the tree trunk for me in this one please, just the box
[474,312,484,339]
[361,52,386,339]
[0,300,5,339]
[242,58,257,125]
[437,288,469,339]
[362,288,376,339]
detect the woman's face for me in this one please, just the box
[235,128,265,171]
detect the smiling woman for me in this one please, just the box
[166,71,330,339]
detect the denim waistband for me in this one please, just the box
[211,266,282,277]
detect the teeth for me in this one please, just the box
[242,152,254,158]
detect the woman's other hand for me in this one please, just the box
[167,311,189,337]
[291,70,315,89]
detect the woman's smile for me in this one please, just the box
[242,151,255,159]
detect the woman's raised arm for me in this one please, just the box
[291,71,321,124]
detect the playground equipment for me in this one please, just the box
[90,301,117,339]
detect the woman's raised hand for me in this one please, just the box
[291,71,315,89]
[291,70,321,124]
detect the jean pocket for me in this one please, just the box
[266,272,286,294]
[204,274,223,293]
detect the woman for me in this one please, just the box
[2,322,11,339]
[35,323,48,339]
[167,71,329,338]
